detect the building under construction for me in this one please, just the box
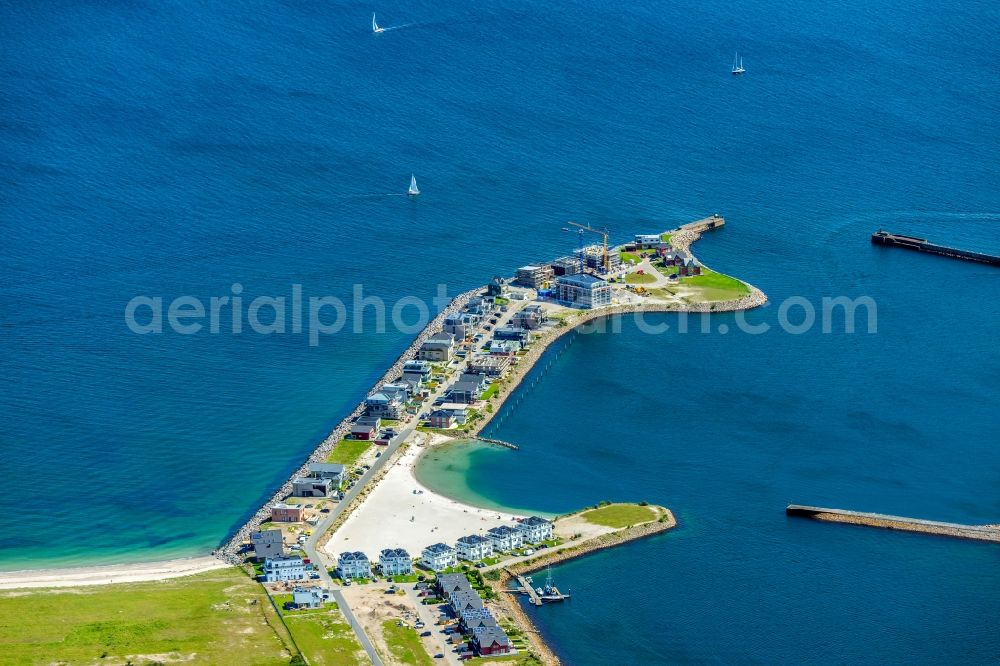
[575,244,622,273]
[515,264,555,288]
[550,256,581,276]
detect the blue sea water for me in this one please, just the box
[1,0,998,662]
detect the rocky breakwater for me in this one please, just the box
[216,287,481,564]
[488,507,677,666]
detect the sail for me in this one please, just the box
[372,13,380,32]
[408,174,420,195]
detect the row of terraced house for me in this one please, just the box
[436,573,513,657]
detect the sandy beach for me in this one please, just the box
[324,433,525,559]
[0,556,228,590]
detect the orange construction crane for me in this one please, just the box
[566,221,611,273]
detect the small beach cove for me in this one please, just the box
[413,438,562,518]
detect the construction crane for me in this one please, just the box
[565,221,611,273]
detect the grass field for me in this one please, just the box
[661,232,673,244]
[284,612,367,666]
[327,439,371,466]
[620,249,640,264]
[581,503,658,528]
[381,620,435,666]
[481,382,500,400]
[624,271,656,284]
[0,568,294,665]
[684,268,750,301]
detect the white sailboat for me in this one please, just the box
[732,52,745,75]
[372,13,384,33]
[407,174,420,196]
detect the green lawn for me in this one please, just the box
[0,568,293,665]
[624,271,656,284]
[327,439,372,466]
[620,249,640,264]
[381,621,435,666]
[661,232,673,244]
[580,503,658,528]
[480,382,500,400]
[284,612,368,666]
[684,268,750,301]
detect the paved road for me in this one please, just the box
[301,431,411,666]
[331,589,384,666]
[300,360,462,663]
[299,297,532,663]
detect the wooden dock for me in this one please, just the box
[871,231,1000,266]
[786,504,1000,543]
[507,570,543,606]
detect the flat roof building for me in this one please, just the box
[263,556,306,583]
[292,477,333,498]
[251,529,284,561]
[555,274,612,309]
[515,265,554,289]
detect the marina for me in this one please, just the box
[508,568,570,606]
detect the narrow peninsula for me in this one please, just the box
[2,216,764,666]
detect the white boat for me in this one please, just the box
[732,52,745,75]
[408,174,420,196]
[372,13,384,34]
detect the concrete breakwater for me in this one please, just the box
[871,230,1000,266]
[215,287,481,563]
[489,510,677,666]
[787,505,1000,543]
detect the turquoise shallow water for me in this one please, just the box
[414,306,1000,664]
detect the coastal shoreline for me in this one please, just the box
[489,508,678,665]
[1,221,760,590]
[0,556,228,590]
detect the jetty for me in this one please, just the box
[508,570,544,606]
[786,504,1000,543]
[680,214,725,234]
[475,436,519,450]
[871,230,1000,266]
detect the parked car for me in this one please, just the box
[421,630,432,637]
[434,655,445,660]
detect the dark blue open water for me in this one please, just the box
[2,0,998,662]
